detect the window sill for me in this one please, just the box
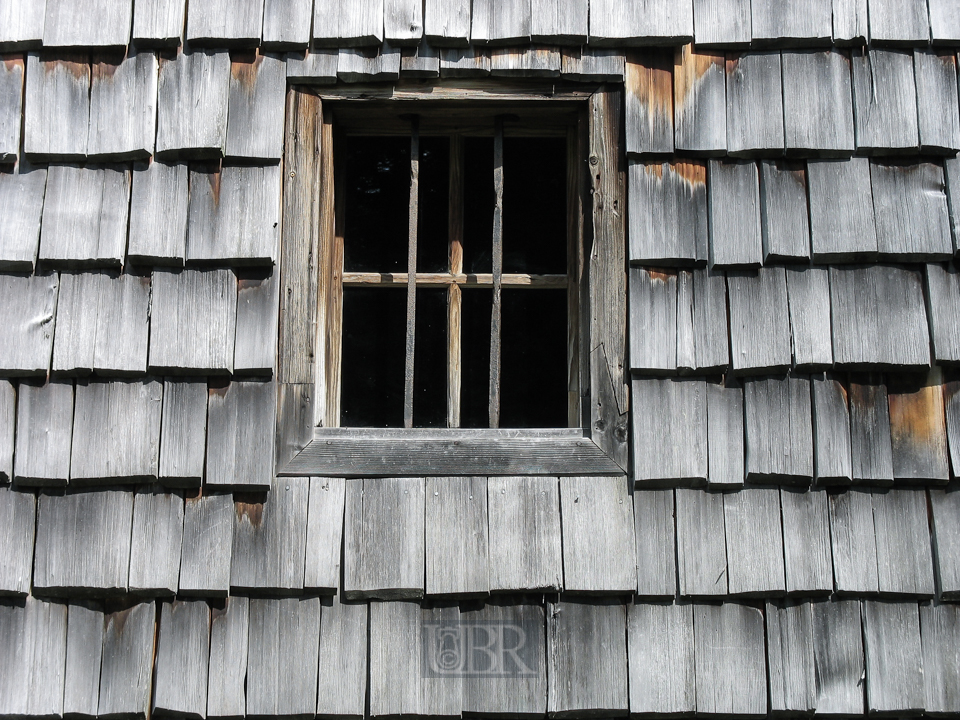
[278,428,625,477]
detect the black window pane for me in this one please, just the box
[499,289,568,427]
[340,288,405,427]
[413,288,448,427]
[460,289,493,428]
[462,137,494,274]
[343,137,410,272]
[417,137,450,273]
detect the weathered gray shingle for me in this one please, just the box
[871,160,953,261]
[673,45,726,154]
[186,0,265,46]
[305,476,346,593]
[0,1,46,50]
[226,51,285,160]
[812,599,865,714]
[0,596,67,717]
[693,603,766,715]
[759,160,811,262]
[807,157,878,261]
[314,0,385,46]
[868,0,930,44]
[179,492,234,596]
[204,380,276,490]
[0,485,35,596]
[156,48,231,158]
[128,488,184,595]
[43,0,132,47]
[625,50,673,155]
[708,159,762,267]
[781,49,854,154]
[914,50,960,153]
[627,602,695,715]
[98,602,156,719]
[751,0,831,43]
[153,600,210,719]
[13,380,72,485]
[424,475,488,597]
[87,50,158,159]
[207,596,249,718]
[588,0,694,45]
[132,0,186,46]
[23,51,89,159]
[851,48,919,153]
[262,0,313,48]
[727,268,792,374]
[0,55,23,163]
[628,160,706,265]
[725,52,784,155]
[862,601,924,715]
[632,377,707,485]
[531,0,588,44]
[0,162,47,270]
[0,272,57,376]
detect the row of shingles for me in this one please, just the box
[632,45,960,160]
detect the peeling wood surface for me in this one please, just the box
[785,266,832,368]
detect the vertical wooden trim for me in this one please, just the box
[587,86,629,471]
[326,123,346,428]
[403,116,420,429]
[566,125,583,429]
[448,135,464,428]
[489,117,505,429]
[316,108,336,427]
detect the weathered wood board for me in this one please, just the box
[179,492,234,596]
[313,0,385,46]
[726,268,791,373]
[633,489,677,596]
[471,0,531,45]
[868,0,930,44]
[153,600,210,719]
[862,601,924,715]
[0,1,46,50]
[588,0,694,45]
[708,159,762,267]
[0,273,57,375]
[752,0,831,43]
[848,376,895,484]
[262,0,313,48]
[812,374,853,484]
[871,160,953,260]
[128,160,188,264]
[316,594,368,717]
[531,0,588,44]
[766,601,815,714]
[676,270,695,372]
[424,0,471,46]
[812,599,865,714]
[63,602,104,717]
[286,48,340,83]
[921,602,960,714]
[0,486,35,596]
[207,596,249,718]
[781,49,854,155]
[673,45,726,153]
[384,0,423,44]
[424,475,489,597]
[205,380,276,490]
[14,380,73,485]
[628,160,706,264]
[187,0,264,46]
[626,601,695,715]
[159,379,207,487]
[92,273,151,375]
[489,45,561,77]
[43,0,132,47]
[927,263,960,364]
[132,0,186,46]
[0,596,68,717]
[785,266,832,368]
[807,157,878,261]
[628,268,676,373]
[625,50,673,155]
[706,379,743,487]
[400,42,440,77]
[693,268,729,371]
[226,51,285,160]
[693,603,766,715]
[0,161,47,270]
[693,0,750,46]
[780,489,833,594]
[851,48,919,153]
[725,52,784,155]
[234,270,279,374]
[723,488,786,595]
[930,486,960,598]
[128,488,184,594]
[829,489,880,593]
[23,51,89,158]
[632,377,707,485]
[873,489,935,596]
[0,381,11,482]
[914,50,960,153]
[929,0,960,42]
[759,160,811,262]
[832,0,868,44]
[887,372,950,483]
[676,488,727,596]
[487,475,562,591]
[743,375,813,484]
[0,55,23,163]
[98,602,155,718]
[155,48,231,158]
[368,600,420,716]
[88,49,158,159]
[304,476,345,593]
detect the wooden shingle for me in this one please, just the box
[676,488,727,596]
[0,596,67,717]
[471,0,531,45]
[628,268,676,373]
[673,44,726,154]
[128,489,184,595]
[676,270,695,372]
[159,379,207,487]
[625,51,673,155]
[832,0,868,44]
[487,475,562,591]
[759,160,810,262]
[23,51,89,159]
[848,376,895,484]
[132,0,186,46]
[205,380,276,490]
[424,0,471,46]
[559,48,623,81]
[43,0,132,47]
[207,596,249,718]
[128,161,189,265]
[708,159,762,267]
[829,489,880,594]
[914,50,960,153]
[626,602,695,715]
[807,157,878,261]
[693,267,729,371]
[231,477,309,593]
[634,489,676,597]
[929,0,960,42]
[0,55,23,163]
[693,603,766,715]
[781,49,854,155]
[851,48,919,153]
[304,476,345,593]
[187,0,264,46]
[88,50,158,159]
[316,595,368,718]
[63,602,104,717]
[286,48,340,83]
[425,475,489,597]
[632,377,707,486]
[744,375,813,484]
[560,475,635,594]
[0,486,35,596]
[46,272,96,372]
[868,0,930,45]
[751,0,831,44]
[343,477,425,598]
[156,48,231,159]
[530,0,588,44]
[887,372,950,484]
[153,600,210,719]
[34,489,134,595]
[439,46,491,77]
[384,0,424,44]
[0,1,45,50]
[400,43,440,77]
[235,270,279,374]
[246,597,321,717]
[871,160,953,260]
[766,601,815,715]
[0,381,12,482]
[93,273,151,375]
[726,268,792,373]
[873,488,936,597]
[920,602,960,714]
[725,52,784,156]
[39,164,130,267]
[262,0,313,48]
[780,488,833,594]
[226,51,285,160]
[927,265,960,364]
[947,381,960,475]
[14,381,72,485]
[368,600,422,717]
[314,0,384,46]
[692,0,750,46]
[98,602,156,719]
[812,374,853,485]
[547,599,628,716]
[929,486,960,599]
[179,492,234,596]
[489,46,561,77]
[0,161,47,270]
[628,160,706,265]
[70,380,163,484]
[706,379,743,488]
[149,269,238,375]
[786,267,832,368]
[723,488,786,596]
[0,273,57,376]
[588,0,694,46]
[812,599,865,714]
[862,601,924,715]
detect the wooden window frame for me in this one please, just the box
[276,81,628,478]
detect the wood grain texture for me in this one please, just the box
[337,44,401,81]
[948,158,960,253]
[63,602,104,717]
[871,160,953,260]
[848,376,895,484]
[39,164,130,266]
[547,599,628,716]
[128,488,184,594]
[384,0,423,44]
[70,380,163,483]
[206,596,249,718]
[873,488,935,596]
[0,161,47,270]
[487,475,562,591]
[132,0,186,46]
[743,375,813,484]
[43,0,132,46]
[14,380,72,485]
[862,601,924,714]
[914,50,960,153]
[23,51,89,158]
[780,488,833,594]
[159,379,207,487]
[92,273,151,375]
[812,599,864,714]
[149,269,238,374]
[633,489,676,597]
[530,0,587,44]
[97,601,155,719]
[920,602,960,713]
[128,160,188,264]
[693,603,766,715]
[708,159,762,267]
[560,475,635,594]
[706,379,743,488]
[868,0,930,44]
[0,486,35,596]
[626,601,694,714]
[0,381,10,482]
[425,475,489,597]
[807,157,878,261]
[676,488,727,596]
[262,0,312,47]
[0,1,45,50]
[812,374,853,485]
[246,597,321,716]
[205,380,276,490]
[723,488,786,596]
[0,272,56,375]
[275,382,313,471]
[751,0,831,43]
[759,160,810,262]
[781,49,854,155]
[303,476,344,592]
[187,0,264,45]
[673,45,726,154]
[852,48,919,153]
[234,269,279,375]
[368,600,422,716]
[343,477,425,598]
[628,268,676,373]
[930,486,960,598]
[726,268,792,373]
[0,55,23,163]
[88,50,158,159]
[887,372,949,483]
[632,377,707,485]
[153,600,210,719]
[693,267,729,371]
[785,266,832,368]
[155,48,231,158]
[0,596,67,717]
[928,265,960,363]
[471,0,531,44]
[286,48,340,83]
[676,270,695,372]
[929,0,960,42]
[625,50,673,155]
[725,52,783,155]
[424,0,471,46]
[588,0,694,45]
[693,0,750,46]
[628,160,706,264]
[316,594,368,718]
[947,381,960,475]
[489,45,561,77]
[766,601,815,714]
[179,492,234,596]
[226,51,285,160]
[313,0,384,46]
[829,489,880,593]
[830,265,930,369]
[400,42,440,77]
[832,0,868,43]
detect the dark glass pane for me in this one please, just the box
[460,289,493,428]
[417,137,450,273]
[502,137,567,274]
[340,288,405,427]
[343,136,410,272]
[500,289,568,427]
[413,289,447,427]
[462,137,494,274]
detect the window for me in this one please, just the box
[276,83,628,476]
